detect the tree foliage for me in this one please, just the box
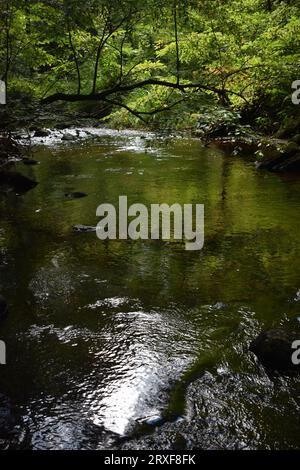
[0,0,299,129]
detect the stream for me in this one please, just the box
[0,129,300,449]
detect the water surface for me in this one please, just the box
[0,129,300,449]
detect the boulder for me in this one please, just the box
[250,328,300,372]
[0,295,8,320]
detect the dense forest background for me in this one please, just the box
[0,0,299,135]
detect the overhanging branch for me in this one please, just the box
[42,78,244,104]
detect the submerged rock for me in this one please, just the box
[23,158,39,166]
[73,224,96,233]
[0,171,38,193]
[250,328,300,372]
[65,192,87,199]
[0,295,8,320]
[62,133,75,141]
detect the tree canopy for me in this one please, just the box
[0,0,299,130]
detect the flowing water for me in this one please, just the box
[0,129,300,449]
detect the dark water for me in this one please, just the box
[0,129,300,449]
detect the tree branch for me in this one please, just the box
[103,96,186,123]
[103,98,147,123]
[43,78,230,104]
[173,0,180,85]
[91,14,131,94]
[66,14,81,95]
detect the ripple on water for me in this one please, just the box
[20,304,201,439]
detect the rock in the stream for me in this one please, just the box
[250,328,300,372]
[33,129,50,138]
[0,171,38,193]
[65,192,87,199]
[73,224,96,233]
[136,415,165,428]
[0,295,8,320]
[61,133,75,141]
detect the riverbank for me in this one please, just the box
[1,96,300,174]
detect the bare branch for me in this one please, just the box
[92,13,132,94]
[103,98,147,123]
